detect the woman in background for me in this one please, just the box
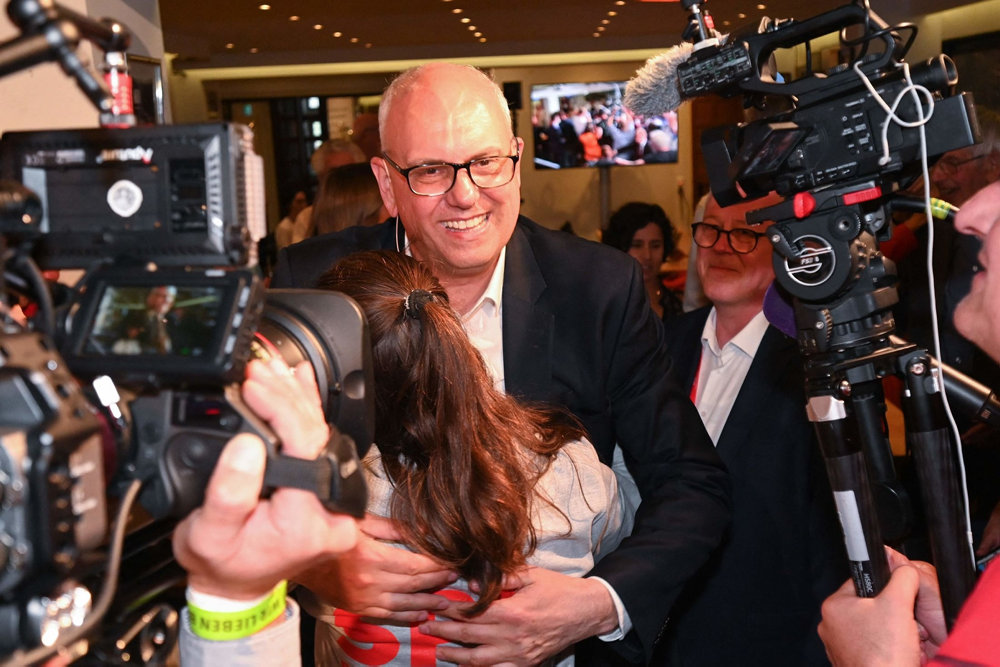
[310,163,387,237]
[604,202,683,322]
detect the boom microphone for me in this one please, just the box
[625,42,694,115]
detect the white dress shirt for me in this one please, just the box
[694,309,769,445]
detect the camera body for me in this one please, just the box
[673,2,979,352]
[0,122,373,658]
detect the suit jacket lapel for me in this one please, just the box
[501,221,554,399]
[716,325,793,455]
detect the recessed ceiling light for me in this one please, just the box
[608,10,617,16]
[225,42,234,49]
[478,37,486,42]
[615,0,625,4]
[723,19,731,25]
[593,32,601,37]
[258,4,270,10]
[597,25,605,31]
[250,47,259,53]
[468,25,476,31]
[350,37,359,43]
[313,24,323,30]
[452,8,463,13]
[365,43,373,48]
[289,15,299,21]
[461,17,470,23]
[757,3,766,8]
[474,31,481,36]
[601,19,610,24]
[333,31,342,37]
[738,12,746,18]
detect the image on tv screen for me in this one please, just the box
[530,80,678,169]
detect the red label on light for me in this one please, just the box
[843,186,883,206]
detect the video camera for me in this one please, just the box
[0,122,373,663]
[632,0,985,629]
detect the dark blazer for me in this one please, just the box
[653,307,848,666]
[273,217,732,663]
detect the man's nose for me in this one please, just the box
[447,167,479,206]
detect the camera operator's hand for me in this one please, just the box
[173,358,359,600]
[818,547,945,666]
[296,515,458,623]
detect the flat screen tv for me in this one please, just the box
[530,80,678,169]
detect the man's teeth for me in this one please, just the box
[442,215,486,230]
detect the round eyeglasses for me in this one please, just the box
[382,151,520,197]
[692,222,768,254]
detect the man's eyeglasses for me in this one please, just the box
[381,150,520,197]
[692,222,768,254]
[934,153,986,175]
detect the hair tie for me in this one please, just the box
[403,289,434,319]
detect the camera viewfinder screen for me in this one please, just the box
[83,284,225,358]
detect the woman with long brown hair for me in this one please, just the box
[309,250,633,666]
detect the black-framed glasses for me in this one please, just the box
[381,150,520,196]
[934,153,986,175]
[692,222,768,254]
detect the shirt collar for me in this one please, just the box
[701,308,769,359]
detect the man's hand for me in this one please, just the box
[172,358,359,599]
[419,567,618,666]
[297,515,458,623]
[818,548,945,666]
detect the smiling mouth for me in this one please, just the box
[442,214,487,231]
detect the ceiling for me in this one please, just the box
[159,0,976,72]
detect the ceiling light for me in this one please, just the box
[289,15,299,21]
[333,31,342,37]
[225,42,234,49]
[615,0,625,4]
[597,26,605,31]
[757,3,766,8]
[258,4,270,10]
[461,17,470,23]
[608,10,617,16]
[313,24,323,30]
[738,12,746,18]
[478,37,486,42]
[468,25,476,30]
[452,8,463,13]
[601,19,609,24]
[250,47,259,53]
[474,31,481,36]
[593,32,601,37]
[365,43,372,48]
[723,19,731,25]
[350,37,359,43]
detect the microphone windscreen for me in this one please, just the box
[763,283,796,338]
[625,42,694,116]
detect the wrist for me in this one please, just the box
[187,580,288,640]
[582,577,620,636]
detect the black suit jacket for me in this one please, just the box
[653,308,848,666]
[273,217,732,663]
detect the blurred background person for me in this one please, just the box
[292,138,367,244]
[275,189,308,251]
[351,111,381,160]
[310,163,387,236]
[603,202,683,322]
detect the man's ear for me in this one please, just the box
[370,157,399,217]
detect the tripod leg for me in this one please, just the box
[809,393,891,596]
[901,351,976,629]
